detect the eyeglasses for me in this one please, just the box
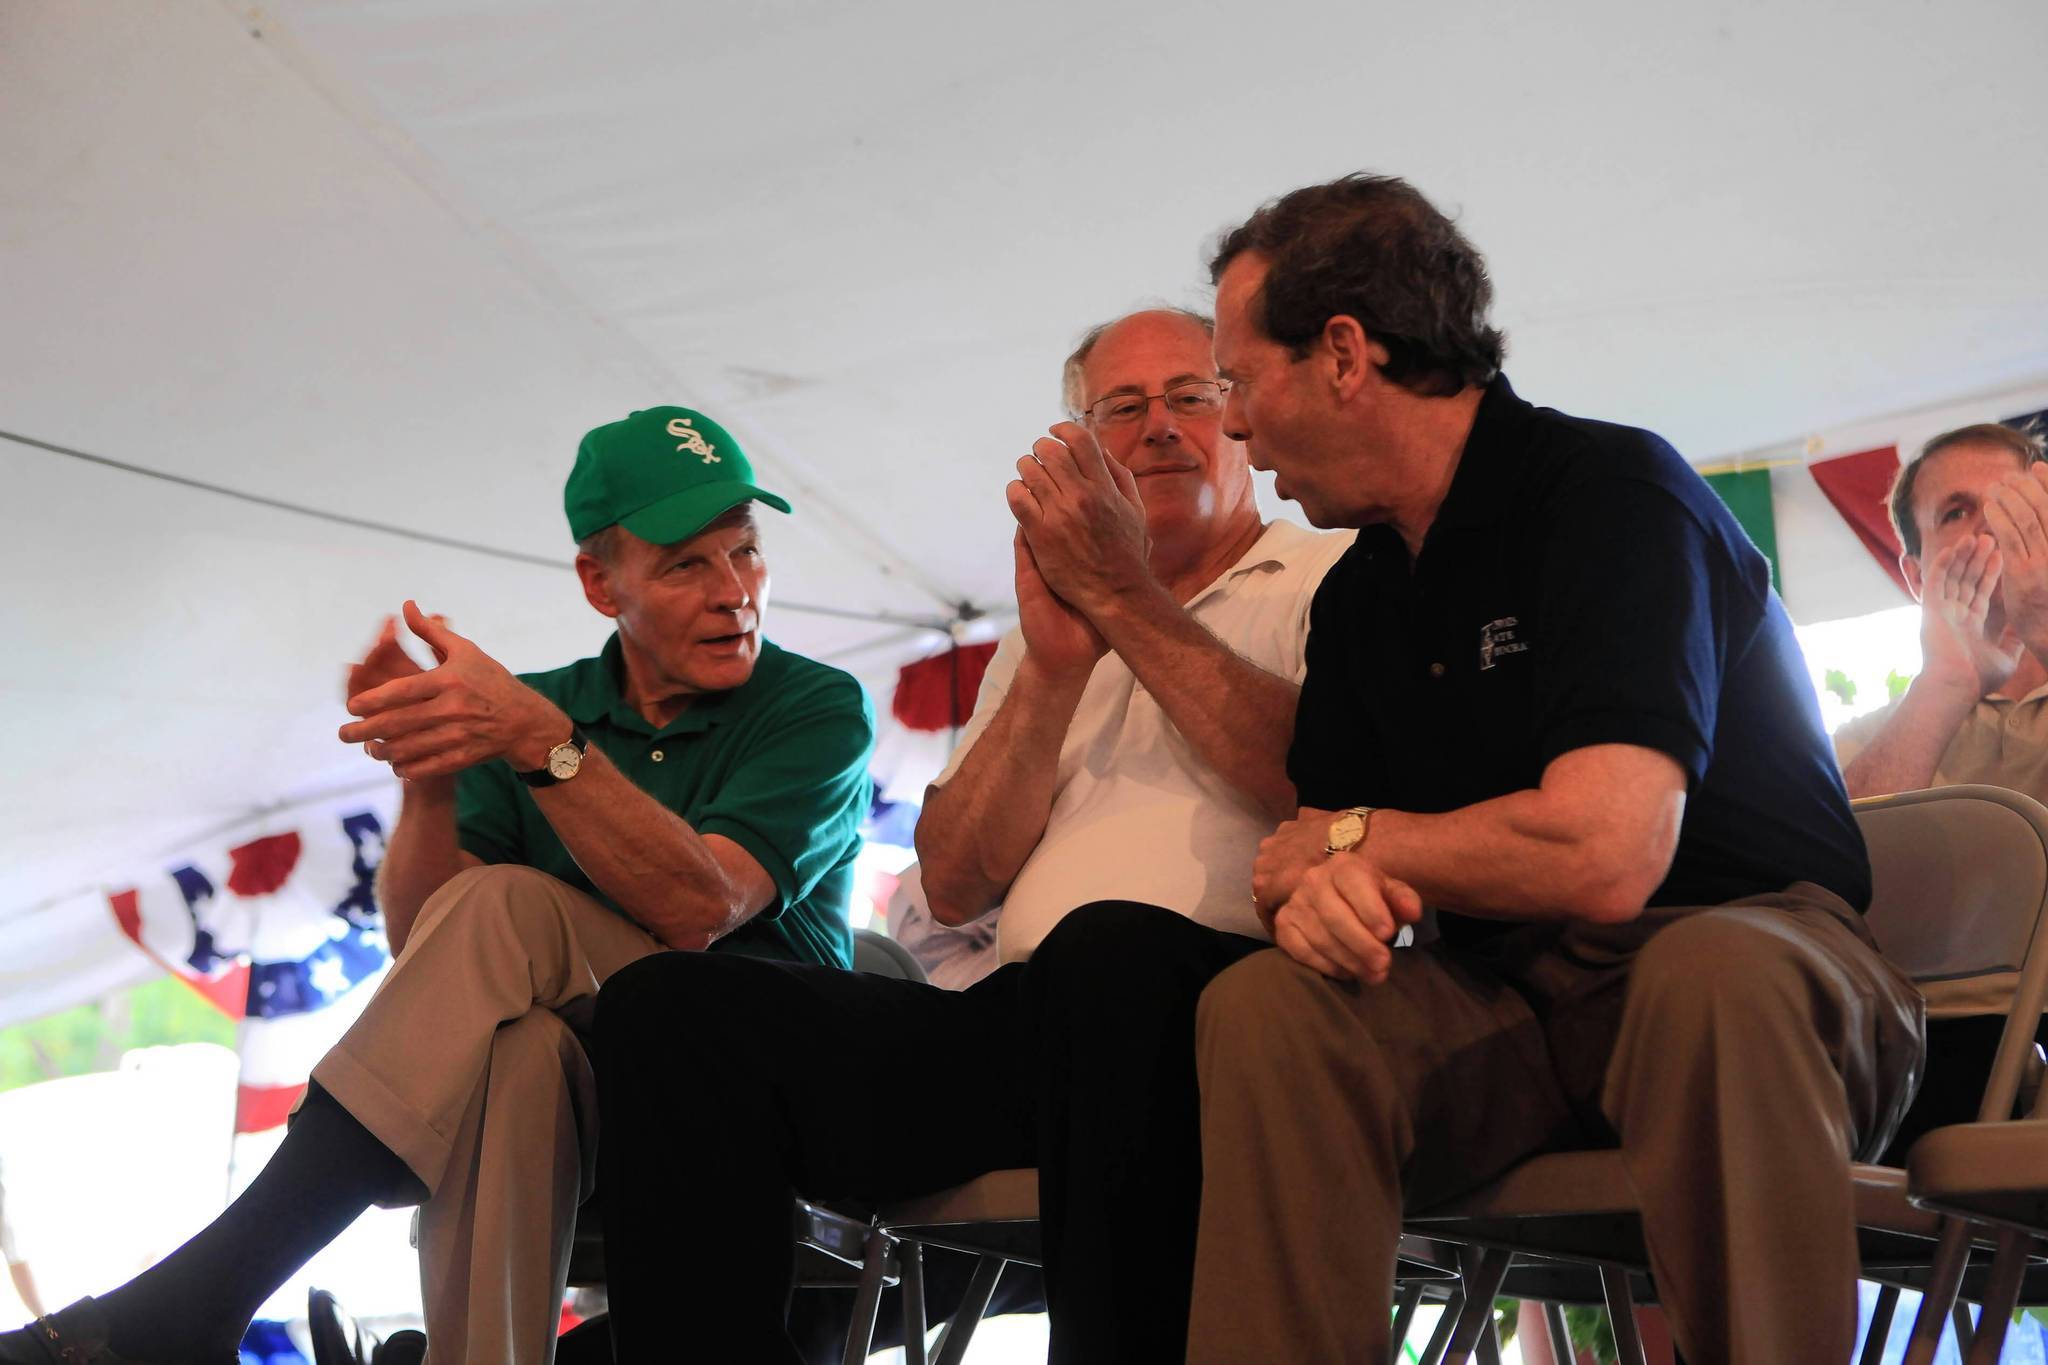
[1086,380,1232,427]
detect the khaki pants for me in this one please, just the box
[313,865,662,1365]
[1187,886,1925,1365]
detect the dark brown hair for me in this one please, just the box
[1210,174,1505,397]
[1888,421,2047,559]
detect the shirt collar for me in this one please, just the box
[565,632,761,739]
[1185,520,1309,611]
[1426,374,1535,535]
[1986,677,2048,709]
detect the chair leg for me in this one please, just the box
[899,1241,928,1365]
[1903,1220,1974,1365]
[1963,1228,2033,1365]
[1417,1290,1465,1365]
[1599,1265,1649,1365]
[841,1226,894,1365]
[1860,1283,1900,1365]
[1542,1301,1573,1361]
[1475,1316,1504,1365]
[1950,1299,1976,1356]
[929,1255,1005,1365]
[1390,1281,1426,1364]
[1443,1248,1514,1365]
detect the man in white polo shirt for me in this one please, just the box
[919,309,1347,958]
[590,307,1349,1362]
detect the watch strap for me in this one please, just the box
[515,729,588,788]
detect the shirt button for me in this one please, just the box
[1429,662,1446,678]
[651,749,665,762]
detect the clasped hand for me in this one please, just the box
[339,601,568,783]
[1252,806,1337,915]
[1006,421,1151,618]
[1254,807,1421,984]
[1269,853,1423,985]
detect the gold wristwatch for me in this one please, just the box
[1324,806,1376,855]
[516,730,588,788]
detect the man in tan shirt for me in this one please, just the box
[1834,419,2048,1156]
[1834,421,2048,797]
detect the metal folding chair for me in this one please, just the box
[1404,785,2048,1365]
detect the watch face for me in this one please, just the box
[546,743,582,780]
[1328,812,1365,850]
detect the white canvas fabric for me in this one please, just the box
[7,0,2048,1016]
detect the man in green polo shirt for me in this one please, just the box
[1,408,873,1365]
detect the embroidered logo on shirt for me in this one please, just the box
[667,417,720,463]
[1478,617,1529,671]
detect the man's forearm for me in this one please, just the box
[1365,797,1668,924]
[1361,750,1686,924]
[1840,675,1975,799]
[9,1260,45,1319]
[1091,583,1299,818]
[532,744,765,949]
[917,659,1087,925]
[377,784,473,953]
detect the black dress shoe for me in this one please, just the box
[368,1330,424,1365]
[0,1298,130,1363]
[307,1290,376,1365]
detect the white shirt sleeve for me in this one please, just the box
[931,628,1026,788]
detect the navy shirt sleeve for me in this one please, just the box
[1532,473,1758,787]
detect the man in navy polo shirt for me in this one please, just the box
[1029,175,1924,1365]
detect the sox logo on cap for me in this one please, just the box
[668,416,721,464]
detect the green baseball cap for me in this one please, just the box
[565,406,792,544]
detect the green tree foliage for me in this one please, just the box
[1564,1303,1618,1363]
[0,977,237,1095]
[1824,669,1858,707]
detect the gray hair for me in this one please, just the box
[576,525,624,565]
[1059,308,1216,419]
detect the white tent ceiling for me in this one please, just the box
[4,0,2046,919]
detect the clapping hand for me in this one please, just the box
[340,601,569,783]
[1005,421,1152,618]
[1014,531,1106,680]
[1914,534,2020,698]
[347,614,426,701]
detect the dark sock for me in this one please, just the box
[94,1083,411,1361]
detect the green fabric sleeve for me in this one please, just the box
[693,674,875,919]
[454,759,525,865]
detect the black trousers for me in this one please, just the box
[555,1251,1046,1365]
[593,947,1038,1362]
[1029,905,1267,1365]
[592,902,1263,1364]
